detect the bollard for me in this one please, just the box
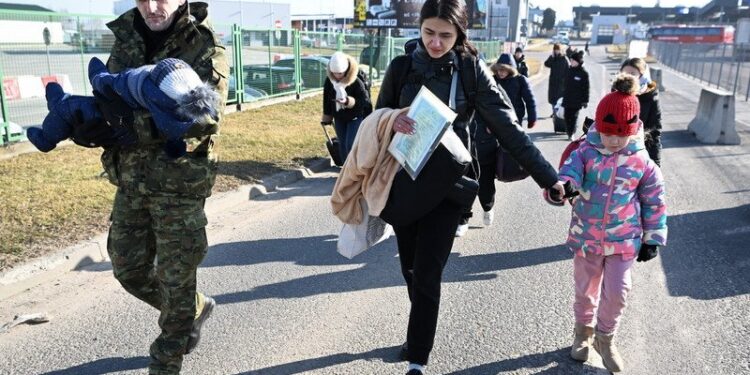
[650,66,665,92]
[687,88,741,145]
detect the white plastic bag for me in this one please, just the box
[337,199,393,259]
[554,97,565,119]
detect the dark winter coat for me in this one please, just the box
[515,54,529,77]
[322,55,370,123]
[638,81,663,166]
[544,54,569,104]
[562,65,590,109]
[376,42,558,189]
[497,73,537,124]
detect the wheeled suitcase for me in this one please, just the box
[553,97,566,133]
[321,122,344,167]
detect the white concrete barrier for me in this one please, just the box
[649,66,665,92]
[687,88,741,145]
[16,75,45,99]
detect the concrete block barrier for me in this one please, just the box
[650,66,665,92]
[41,74,73,92]
[2,77,20,100]
[687,88,741,145]
[16,75,45,99]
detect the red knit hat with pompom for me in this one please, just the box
[596,74,641,136]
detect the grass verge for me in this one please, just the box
[527,57,541,76]
[0,88,381,270]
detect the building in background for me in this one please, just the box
[591,15,627,45]
[0,2,64,44]
[574,1,749,41]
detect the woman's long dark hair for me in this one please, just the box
[419,0,478,57]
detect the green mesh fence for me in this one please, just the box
[0,8,525,146]
[0,10,114,144]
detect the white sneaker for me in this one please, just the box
[483,210,494,226]
[455,223,469,237]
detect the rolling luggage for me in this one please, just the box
[553,97,566,133]
[321,122,343,167]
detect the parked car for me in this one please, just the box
[244,65,299,95]
[227,65,300,100]
[274,55,379,91]
[359,45,405,75]
[274,56,329,89]
[227,74,268,102]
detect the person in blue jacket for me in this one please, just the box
[492,53,537,129]
[456,52,540,234]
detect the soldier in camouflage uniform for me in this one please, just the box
[100,1,228,374]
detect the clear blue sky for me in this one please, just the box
[5,0,713,20]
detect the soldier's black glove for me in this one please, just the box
[94,86,135,130]
[637,244,659,262]
[70,109,137,149]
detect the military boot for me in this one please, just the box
[186,294,215,354]
[570,323,594,361]
[593,329,624,372]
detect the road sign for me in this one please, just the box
[42,27,51,46]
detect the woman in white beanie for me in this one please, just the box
[321,51,371,161]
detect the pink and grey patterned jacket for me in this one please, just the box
[559,122,668,260]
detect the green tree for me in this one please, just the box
[542,8,556,31]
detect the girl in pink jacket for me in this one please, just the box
[556,74,668,373]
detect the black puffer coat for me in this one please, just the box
[377,42,558,189]
[561,65,590,109]
[544,54,569,104]
[638,81,663,166]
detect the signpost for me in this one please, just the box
[43,27,51,76]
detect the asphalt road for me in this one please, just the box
[0,45,748,375]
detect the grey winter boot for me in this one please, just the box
[593,329,624,372]
[570,323,594,361]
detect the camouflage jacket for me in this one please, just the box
[102,2,229,198]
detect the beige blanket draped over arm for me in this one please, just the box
[330,107,408,224]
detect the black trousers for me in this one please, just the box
[564,106,582,138]
[460,158,497,225]
[393,199,462,365]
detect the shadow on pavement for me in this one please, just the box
[232,345,401,374]
[444,347,609,374]
[40,356,149,375]
[209,234,570,305]
[660,204,750,300]
[659,129,703,149]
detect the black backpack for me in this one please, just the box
[356,69,373,117]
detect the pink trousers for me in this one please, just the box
[573,253,635,334]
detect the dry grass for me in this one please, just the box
[0,88,382,270]
[524,38,553,52]
[527,57,541,76]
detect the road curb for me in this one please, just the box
[0,157,334,301]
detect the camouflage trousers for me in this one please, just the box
[107,189,209,375]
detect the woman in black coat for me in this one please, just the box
[376,1,564,373]
[620,57,663,166]
[561,51,590,140]
[321,52,370,161]
[544,43,569,117]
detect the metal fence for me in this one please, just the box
[650,41,750,102]
[0,8,517,146]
